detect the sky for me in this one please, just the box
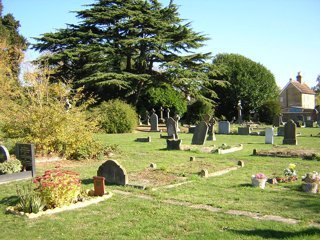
[2,0,320,89]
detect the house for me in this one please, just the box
[279,72,316,122]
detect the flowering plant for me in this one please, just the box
[284,163,297,177]
[302,171,320,184]
[254,173,267,179]
[33,167,81,208]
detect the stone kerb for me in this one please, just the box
[191,121,208,145]
[97,160,128,186]
[0,145,10,163]
[218,144,243,154]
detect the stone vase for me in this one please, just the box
[301,183,318,194]
[251,177,267,189]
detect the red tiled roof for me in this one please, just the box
[290,81,316,95]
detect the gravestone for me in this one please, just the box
[150,109,159,131]
[273,114,283,127]
[283,120,297,145]
[188,126,196,133]
[15,143,36,176]
[218,121,230,134]
[144,110,150,125]
[207,116,216,141]
[191,121,208,145]
[238,127,250,135]
[166,108,170,120]
[97,160,128,185]
[166,139,182,150]
[166,117,178,138]
[277,126,284,136]
[0,145,10,163]
[305,120,314,128]
[265,127,274,144]
[159,107,165,123]
[173,113,181,132]
[237,100,243,123]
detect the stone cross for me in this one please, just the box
[237,100,243,124]
[159,107,165,123]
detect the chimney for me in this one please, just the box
[296,72,302,83]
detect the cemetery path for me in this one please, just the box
[112,190,320,228]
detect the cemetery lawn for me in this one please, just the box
[1,127,320,239]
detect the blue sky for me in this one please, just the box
[2,0,320,88]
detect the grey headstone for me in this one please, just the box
[192,121,208,145]
[166,117,178,138]
[199,169,208,178]
[188,126,196,133]
[283,120,297,145]
[150,112,159,131]
[305,120,314,128]
[238,127,251,135]
[218,121,230,134]
[277,126,284,136]
[97,160,128,185]
[265,127,274,144]
[0,145,10,163]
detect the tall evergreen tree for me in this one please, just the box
[0,0,27,78]
[33,0,210,104]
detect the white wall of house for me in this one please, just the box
[301,93,315,109]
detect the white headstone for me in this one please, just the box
[265,127,274,144]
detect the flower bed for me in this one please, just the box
[6,192,113,219]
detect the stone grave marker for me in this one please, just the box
[238,127,251,135]
[0,145,10,163]
[283,120,297,145]
[166,117,178,138]
[277,126,284,136]
[191,121,208,145]
[15,143,36,177]
[166,139,182,150]
[97,160,128,185]
[265,127,274,144]
[305,120,314,128]
[150,109,159,131]
[218,121,230,134]
[207,117,216,141]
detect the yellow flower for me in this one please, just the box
[289,163,296,170]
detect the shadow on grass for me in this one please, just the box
[0,196,19,206]
[228,228,320,239]
[81,178,123,187]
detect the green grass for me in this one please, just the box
[1,127,320,239]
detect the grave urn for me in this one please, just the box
[251,175,267,189]
[301,183,318,194]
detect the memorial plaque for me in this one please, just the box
[15,143,36,177]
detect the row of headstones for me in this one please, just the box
[139,108,180,126]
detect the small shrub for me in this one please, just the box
[93,100,138,133]
[258,100,281,124]
[33,167,81,208]
[0,159,22,175]
[16,184,44,214]
[184,99,214,124]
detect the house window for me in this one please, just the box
[280,97,283,102]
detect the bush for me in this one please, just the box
[258,100,281,124]
[33,167,81,208]
[138,84,187,116]
[0,66,103,159]
[93,100,138,133]
[0,159,22,175]
[183,99,214,124]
